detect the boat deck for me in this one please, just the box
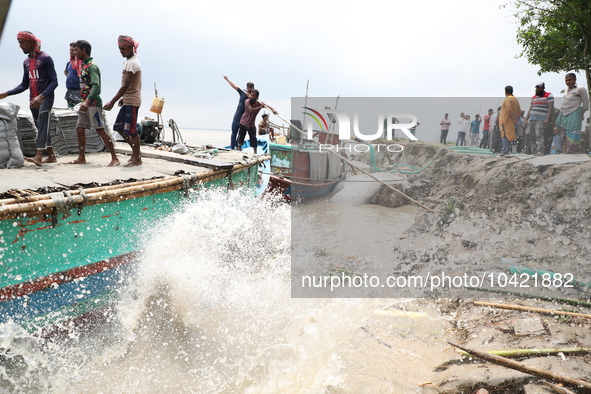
[1,143,261,195]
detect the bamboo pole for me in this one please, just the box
[542,381,578,394]
[8,168,252,220]
[0,153,266,207]
[0,160,260,221]
[448,341,591,392]
[456,347,591,358]
[474,301,591,319]
[465,286,591,308]
[0,178,184,218]
[0,178,168,206]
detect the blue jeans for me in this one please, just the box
[230,118,240,149]
[31,99,54,150]
[456,131,466,146]
[479,130,489,148]
[553,133,563,152]
[501,137,509,154]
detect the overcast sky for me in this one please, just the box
[0,0,579,141]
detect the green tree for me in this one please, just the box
[507,0,591,94]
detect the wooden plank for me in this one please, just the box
[115,145,235,170]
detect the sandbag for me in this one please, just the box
[0,102,25,168]
[16,112,38,156]
[51,108,106,155]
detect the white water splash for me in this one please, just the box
[36,189,377,393]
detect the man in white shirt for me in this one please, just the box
[555,73,589,153]
[104,35,143,166]
[456,112,467,146]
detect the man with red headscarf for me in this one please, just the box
[0,31,59,166]
[104,35,142,167]
[64,42,82,109]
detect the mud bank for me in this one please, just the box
[348,143,591,393]
[362,143,591,296]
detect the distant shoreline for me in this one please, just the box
[180,127,230,132]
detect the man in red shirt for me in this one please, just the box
[237,90,276,154]
[479,109,493,148]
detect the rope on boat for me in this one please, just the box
[77,188,89,215]
[180,173,199,196]
[227,169,234,190]
[49,191,76,225]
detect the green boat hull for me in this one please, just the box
[0,163,260,331]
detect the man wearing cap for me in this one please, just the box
[524,82,554,156]
[104,35,142,167]
[499,85,521,156]
[555,73,589,154]
[0,31,59,166]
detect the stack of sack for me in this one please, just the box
[0,102,25,168]
[50,108,106,155]
[16,111,38,157]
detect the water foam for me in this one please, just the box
[0,189,376,393]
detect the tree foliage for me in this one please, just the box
[507,0,591,92]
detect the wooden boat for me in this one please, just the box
[266,140,345,202]
[0,143,269,332]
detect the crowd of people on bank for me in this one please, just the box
[440,74,589,156]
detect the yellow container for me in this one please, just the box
[150,96,165,114]
[276,136,287,145]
